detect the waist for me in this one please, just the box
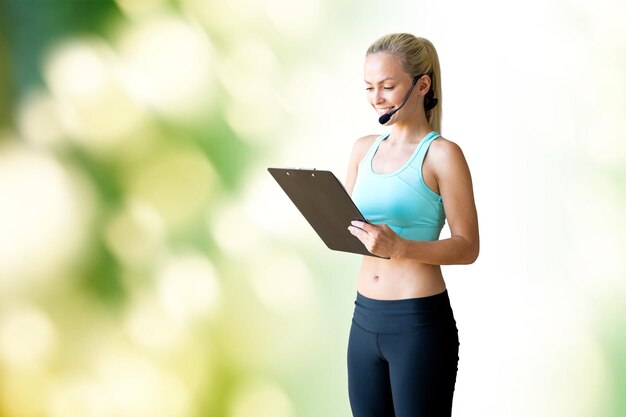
[352,289,455,334]
[358,256,444,285]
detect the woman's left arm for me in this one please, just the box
[348,139,479,264]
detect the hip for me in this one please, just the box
[351,288,457,334]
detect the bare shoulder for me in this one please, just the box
[429,136,467,165]
[352,134,378,156]
[429,135,463,156]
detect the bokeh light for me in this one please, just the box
[0,145,93,290]
[155,251,221,322]
[0,305,58,371]
[103,197,167,267]
[43,37,147,152]
[115,15,215,122]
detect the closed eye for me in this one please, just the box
[365,86,395,91]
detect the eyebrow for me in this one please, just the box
[364,77,396,84]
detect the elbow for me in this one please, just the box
[465,249,479,264]
[466,242,480,264]
[460,238,479,265]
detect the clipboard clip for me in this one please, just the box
[284,167,317,176]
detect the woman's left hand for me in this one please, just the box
[347,220,402,258]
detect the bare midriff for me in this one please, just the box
[356,254,446,300]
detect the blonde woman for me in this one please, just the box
[345,33,479,417]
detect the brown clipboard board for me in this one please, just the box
[267,167,390,259]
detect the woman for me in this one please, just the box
[345,33,479,417]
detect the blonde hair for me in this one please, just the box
[367,33,442,133]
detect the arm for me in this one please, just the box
[344,135,376,196]
[393,234,477,265]
[348,139,479,264]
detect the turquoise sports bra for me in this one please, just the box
[351,131,446,242]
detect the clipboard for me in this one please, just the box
[267,167,390,259]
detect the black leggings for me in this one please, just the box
[347,289,459,417]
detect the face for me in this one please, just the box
[364,52,425,122]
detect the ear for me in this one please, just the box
[418,75,432,96]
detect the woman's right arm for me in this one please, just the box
[345,135,375,197]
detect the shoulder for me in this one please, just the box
[428,135,465,161]
[350,134,379,160]
[354,134,379,149]
[428,136,470,176]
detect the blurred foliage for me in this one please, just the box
[0,0,358,416]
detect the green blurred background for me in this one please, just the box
[0,0,624,416]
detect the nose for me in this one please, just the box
[373,88,385,104]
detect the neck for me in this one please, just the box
[387,112,433,144]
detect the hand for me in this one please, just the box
[347,220,401,259]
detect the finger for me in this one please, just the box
[348,225,362,236]
[350,220,373,232]
[348,225,368,243]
